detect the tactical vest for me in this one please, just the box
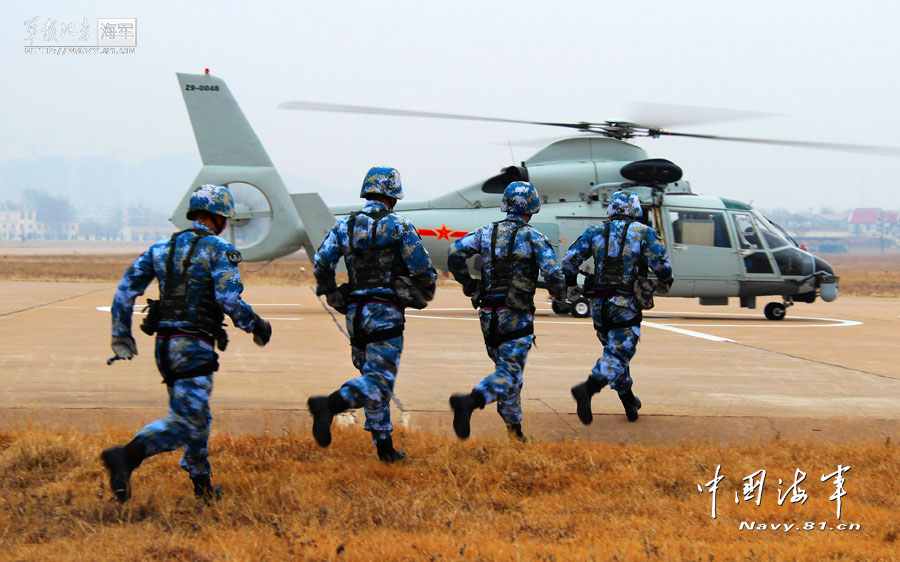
[344,209,407,348]
[595,217,636,293]
[591,217,646,333]
[479,219,539,347]
[346,209,406,292]
[158,229,224,336]
[483,219,538,296]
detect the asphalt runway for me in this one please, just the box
[1,280,899,444]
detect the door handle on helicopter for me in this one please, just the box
[673,243,687,251]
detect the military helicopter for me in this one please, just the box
[171,71,894,320]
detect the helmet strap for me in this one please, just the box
[366,194,397,210]
[195,212,227,235]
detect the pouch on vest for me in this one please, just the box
[139,298,160,336]
[633,276,655,310]
[390,276,428,309]
[506,276,536,312]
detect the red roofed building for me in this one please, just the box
[848,208,899,236]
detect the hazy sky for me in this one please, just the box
[5,1,900,210]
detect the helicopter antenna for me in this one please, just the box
[507,139,516,165]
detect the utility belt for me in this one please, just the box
[591,298,643,334]
[348,295,405,349]
[583,279,634,298]
[480,295,535,347]
[154,325,220,385]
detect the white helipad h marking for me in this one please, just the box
[641,321,734,342]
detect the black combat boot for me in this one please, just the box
[308,391,351,447]
[191,475,223,503]
[375,436,407,463]
[618,389,642,422]
[571,377,607,425]
[449,390,486,439]
[100,440,145,503]
[506,423,526,443]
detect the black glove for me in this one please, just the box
[548,276,566,300]
[413,273,436,302]
[111,335,137,360]
[462,278,481,297]
[325,286,348,314]
[656,276,674,295]
[251,314,271,346]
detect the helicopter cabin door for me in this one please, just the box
[664,208,741,298]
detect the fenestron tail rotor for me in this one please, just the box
[279,99,900,157]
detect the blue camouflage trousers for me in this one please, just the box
[475,306,533,426]
[476,336,532,425]
[590,297,640,393]
[132,374,213,478]
[339,336,403,443]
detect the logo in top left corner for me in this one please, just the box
[97,19,136,46]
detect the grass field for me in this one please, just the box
[1,427,898,561]
[2,252,899,296]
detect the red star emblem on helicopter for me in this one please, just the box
[433,224,452,241]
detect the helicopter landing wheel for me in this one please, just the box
[764,302,787,321]
[551,300,570,315]
[571,298,591,319]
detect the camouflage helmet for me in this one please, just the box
[501,181,541,215]
[187,184,236,219]
[360,167,404,200]
[607,190,643,218]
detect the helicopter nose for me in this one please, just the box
[812,255,839,302]
[813,255,835,276]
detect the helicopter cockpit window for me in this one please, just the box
[732,213,774,274]
[751,212,791,250]
[732,214,760,250]
[669,210,731,248]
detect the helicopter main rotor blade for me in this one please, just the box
[658,130,900,158]
[278,100,588,130]
[627,102,776,129]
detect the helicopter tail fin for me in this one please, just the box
[172,72,305,261]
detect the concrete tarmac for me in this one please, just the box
[1,280,899,444]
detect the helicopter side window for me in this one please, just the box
[669,210,730,248]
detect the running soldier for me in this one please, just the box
[563,190,672,422]
[447,181,566,440]
[309,167,437,462]
[101,184,272,502]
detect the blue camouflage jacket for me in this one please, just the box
[314,199,437,333]
[448,214,564,298]
[111,222,258,373]
[562,209,672,316]
[448,214,564,340]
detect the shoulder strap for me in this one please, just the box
[346,212,361,251]
[615,220,633,259]
[165,229,211,278]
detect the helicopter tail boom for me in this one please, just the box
[172,72,306,261]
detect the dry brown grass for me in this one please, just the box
[0,427,898,560]
[2,251,899,296]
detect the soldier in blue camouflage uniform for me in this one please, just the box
[101,184,272,502]
[563,190,672,422]
[447,182,566,440]
[309,167,437,462]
